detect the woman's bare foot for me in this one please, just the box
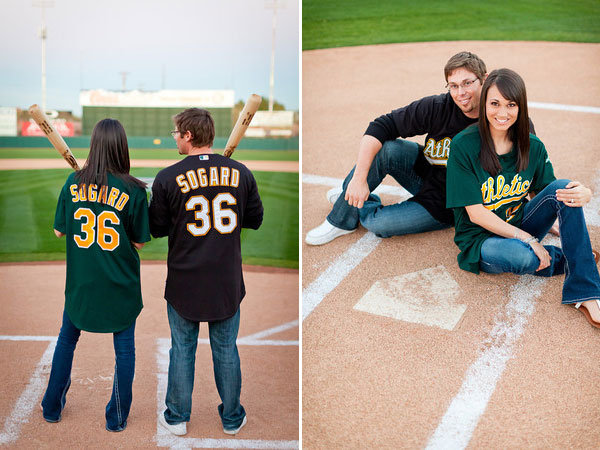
[577,300,600,327]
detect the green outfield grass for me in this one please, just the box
[303,0,600,50]
[0,168,298,269]
[0,148,298,161]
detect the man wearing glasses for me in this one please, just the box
[305,51,488,245]
[150,108,263,436]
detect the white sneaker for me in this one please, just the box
[223,415,247,435]
[158,413,187,436]
[326,186,343,204]
[305,220,356,245]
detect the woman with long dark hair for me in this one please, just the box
[446,68,600,328]
[41,118,150,430]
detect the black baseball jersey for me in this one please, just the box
[365,92,478,224]
[149,154,263,322]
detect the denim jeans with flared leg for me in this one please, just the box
[41,310,136,431]
[479,179,600,304]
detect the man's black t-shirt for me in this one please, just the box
[149,153,263,321]
[365,92,477,224]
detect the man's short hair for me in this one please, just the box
[173,108,215,148]
[444,51,487,82]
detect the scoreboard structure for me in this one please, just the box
[80,89,234,138]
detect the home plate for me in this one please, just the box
[353,265,466,330]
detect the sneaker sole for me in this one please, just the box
[224,415,247,435]
[305,228,356,246]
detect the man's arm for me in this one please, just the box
[344,135,383,208]
[242,172,263,230]
[54,229,65,238]
[148,177,170,238]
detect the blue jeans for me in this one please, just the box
[480,179,600,304]
[41,310,136,431]
[164,304,246,430]
[327,139,449,236]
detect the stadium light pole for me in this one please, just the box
[33,1,54,113]
[265,0,284,112]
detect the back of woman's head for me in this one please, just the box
[478,68,530,175]
[78,118,145,189]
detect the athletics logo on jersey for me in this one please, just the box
[480,174,531,222]
[423,137,452,166]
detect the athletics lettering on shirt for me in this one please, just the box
[175,166,240,193]
[423,137,452,166]
[69,184,129,211]
[481,174,531,220]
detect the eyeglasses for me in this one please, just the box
[446,78,479,92]
[170,130,181,137]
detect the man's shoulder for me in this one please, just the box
[409,92,453,109]
[452,124,480,145]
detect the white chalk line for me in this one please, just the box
[528,101,600,115]
[302,232,382,321]
[155,338,298,449]
[302,173,410,198]
[426,276,547,449]
[0,321,297,448]
[302,174,411,321]
[0,338,56,445]
[0,335,57,341]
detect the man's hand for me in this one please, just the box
[345,176,370,208]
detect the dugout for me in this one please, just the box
[80,89,234,138]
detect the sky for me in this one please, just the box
[0,0,299,116]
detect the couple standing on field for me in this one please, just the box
[41,108,263,434]
[306,51,600,329]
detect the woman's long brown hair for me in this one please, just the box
[478,68,530,176]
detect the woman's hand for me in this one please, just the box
[345,176,370,208]
[555,181,592,207]
[530,240,551,271]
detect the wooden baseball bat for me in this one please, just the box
[28,104,81,171]
[223,94,262,158]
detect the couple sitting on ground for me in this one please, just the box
[305,51,600,330]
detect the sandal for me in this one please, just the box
[575,300,600,329]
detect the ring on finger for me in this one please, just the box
[570,199,574,204]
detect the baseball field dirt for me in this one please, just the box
[302,41,600,449]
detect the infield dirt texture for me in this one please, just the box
[302,41,600,448]
[0,157,299,448]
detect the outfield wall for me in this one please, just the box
[0,136,299,150]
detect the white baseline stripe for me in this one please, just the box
[303,232,382,321]
[302,173,410,198]
[198,338,298,346]
[0,340,56,445]
[529,101,600,114]
[426,276,546,450]
[155,338,299,449]
[241,320,298,341]
[0,336,56,341]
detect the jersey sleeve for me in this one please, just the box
[148,175,170,238]
[53,182,68,234]
[129,186,151,244]
[364,95,437,143]
[242,170,263,230]
[446,137,484,208]
[530,139,556,193]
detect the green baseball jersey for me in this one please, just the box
[446,126,556,273]
[54,172,150,332]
